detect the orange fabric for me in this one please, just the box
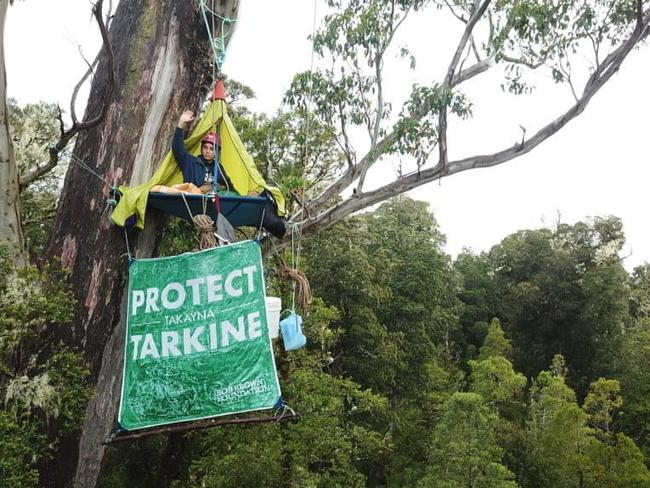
[151,183,204,195]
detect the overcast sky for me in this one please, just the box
[6,0,649,269]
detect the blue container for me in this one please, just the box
[280,313,307,351]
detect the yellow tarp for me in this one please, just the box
[111,99,286,229]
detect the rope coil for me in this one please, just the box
[192,214,218,250]
[278,263,312,314]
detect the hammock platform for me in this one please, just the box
[148,191,267,229]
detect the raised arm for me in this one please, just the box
[172,110,196,166]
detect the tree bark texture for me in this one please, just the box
[45,1,240,486]
[0,0,27,268]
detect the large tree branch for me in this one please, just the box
[450,52,544,88]
[439,0,492,168]
[299,14,649,236]
[300,0,494,218]
[19,0,115,191]
[451,1,531,87]
[444,0,492,86]
[294,130,399,219]
[295,3,649,227]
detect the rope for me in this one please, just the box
[192,214,218,250]
[69,153,114,189]
[273,398,297,421]
[279,264,312,315]
[291,223,298,311]
[296,0,318,220]
[66,153,138,261]
[67,153,128,240]
[181,193,220,250]
[280,0,318,315]
[280,223,312,314]
[199,0,236,75]
[179,192,195,221]
[301,0,318,168]
[255,206,266,241]
[123,227,133,263]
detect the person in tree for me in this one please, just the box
[173,110,231,193]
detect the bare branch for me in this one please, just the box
[586,32,601,71]
[336,100,355,168]
[357,58,384,193]
[391,4,412,37]
[57,103,65,135]
[70,48,99,126]
[71,0,114,125]
[559,57,580,103]
[450,53,543,88]
[76,0,116,130]
[349,59,373,136]
[451,2,537,88]
[357,2,412,193]
[443,0,468,23]
[20,0,116,192]
[487,10,495,45]
[371,57,384,147]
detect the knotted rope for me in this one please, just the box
[192,214,218,250]
[278,263,312,314]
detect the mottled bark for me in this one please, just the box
[45,1,240,486]
[0,0,27,267]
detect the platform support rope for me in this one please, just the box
[278,0,318,317]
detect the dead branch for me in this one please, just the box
[19,0,115,191]
[71,48,99,126]
[443,0,468,23]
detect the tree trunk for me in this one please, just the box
[0,0,27,267]
[45,1,240,486]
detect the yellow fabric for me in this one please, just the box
[111,99,286,229]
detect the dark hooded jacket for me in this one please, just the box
[172,128,231,188]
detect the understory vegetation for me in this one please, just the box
[3,193,650,487]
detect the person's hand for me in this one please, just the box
[178,110,195,129]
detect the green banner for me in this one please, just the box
[118,241,281,430]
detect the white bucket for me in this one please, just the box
[265,296,282,338]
